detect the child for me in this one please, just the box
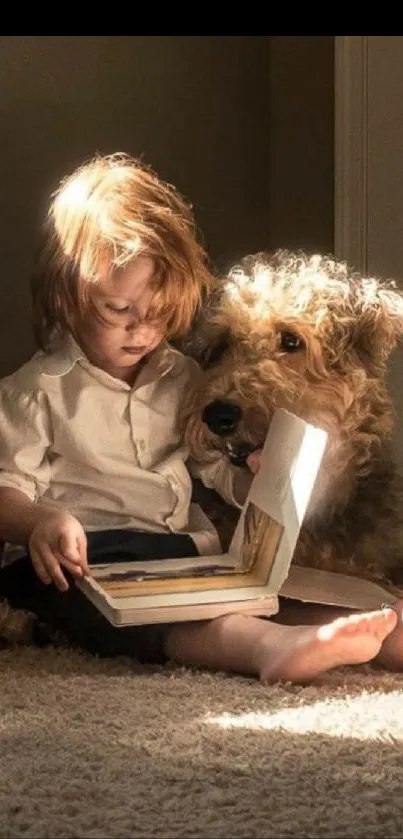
[0,152,400,683]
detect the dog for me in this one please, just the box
[180,249,403,591]
[0,598,36,646]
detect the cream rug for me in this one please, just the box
[1,646,403,838]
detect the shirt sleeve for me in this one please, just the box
[0,375,52,501]
[180,354,253,508]
[189,454,253,509]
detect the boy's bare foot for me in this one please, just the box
[258,607,397,683]
[374,599,403,671]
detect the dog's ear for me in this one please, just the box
[178,316,231,369]
[198,326,231,369]
[173,279,232,370]
[353,279,403,368]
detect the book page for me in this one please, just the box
[81,573,281,610]
[78,575,280,626]
[239,502,283,575]
[90,554,236,580]
[229,410,328,595]
[281,565,397,610]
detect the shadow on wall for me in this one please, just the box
[0,35,271,377]
[0,35,334,378]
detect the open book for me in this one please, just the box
[77,409,397,626]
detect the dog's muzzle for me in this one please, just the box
[202,399,243,436]
[202,399,257,466]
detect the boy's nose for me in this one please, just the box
[125,318,140,331]
[125,318,150,337]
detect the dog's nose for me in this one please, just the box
[202,399,243,436]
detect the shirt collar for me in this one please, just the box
[39,334,185,380]
[39,334,84,377]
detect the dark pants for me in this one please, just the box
[0,531,199,662]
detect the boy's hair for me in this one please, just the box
[31,152,213,348]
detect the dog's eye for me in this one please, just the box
[279,331,303,352]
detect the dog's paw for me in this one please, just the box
[0,598,37,645]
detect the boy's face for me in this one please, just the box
[78,256,165,382]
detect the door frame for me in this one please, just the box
[334,35,368,273]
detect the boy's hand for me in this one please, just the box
[28,512,89,592]
[246,449,262,475]
[233,449,263,505]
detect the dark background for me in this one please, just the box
[0,35,334,376]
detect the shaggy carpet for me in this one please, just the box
[1,646,403,839]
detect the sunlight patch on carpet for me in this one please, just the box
[204,691,403,739]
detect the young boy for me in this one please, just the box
[0,152,399,682]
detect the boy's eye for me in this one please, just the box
[105,304,131,314]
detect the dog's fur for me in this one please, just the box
[0,598,36,646]
[180,249,403,590]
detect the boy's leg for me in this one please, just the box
[371,600,403,670]
[3,547,401,679]
[0,532,199,660]
[0,556,166,661]
[163,608,397,683]
[274,598,403,673]
[273,598,356,625]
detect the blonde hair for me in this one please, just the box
[31,152,213,348]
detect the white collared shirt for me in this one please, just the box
[0,336,239,561]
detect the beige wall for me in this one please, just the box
[0,35,334,377]
[367,37,403,465]
[268,36,334,253]
[335,36,403,463]
[366,37,403,282]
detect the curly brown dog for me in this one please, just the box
[181,249,403,592]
